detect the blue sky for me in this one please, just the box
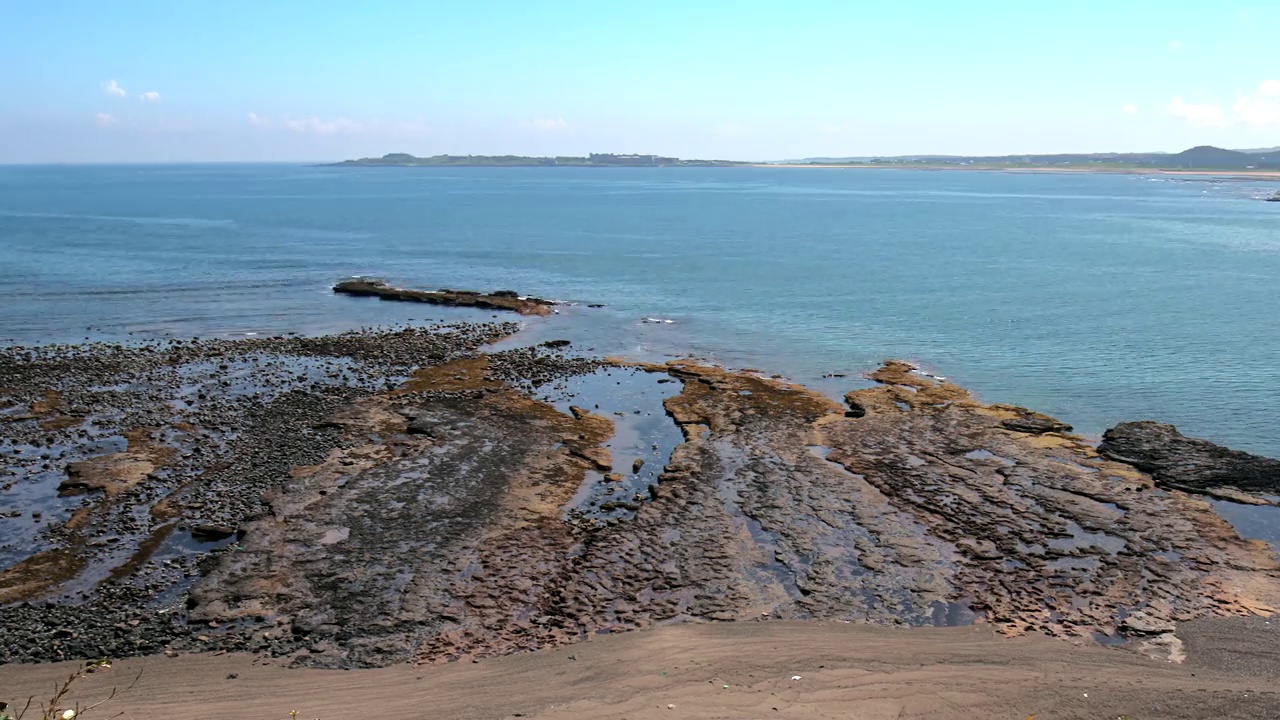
[2,0,1277,162]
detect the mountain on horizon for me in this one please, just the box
[782,146,1280,169]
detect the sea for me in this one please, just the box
[2,163,1278,457]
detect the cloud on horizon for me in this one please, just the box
[284,116,362,135]
[252,115,432,140]
[101,79,126,97]
[1167,80,1280,129]
[1167,97,1227,128]
[1234,79,1280,126]
[94,112,117,126]
[139,91,160,103]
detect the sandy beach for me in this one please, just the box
[3,619,1280,719]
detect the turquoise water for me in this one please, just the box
[2,164,1278,455]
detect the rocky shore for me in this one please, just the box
[3,324,1279,669]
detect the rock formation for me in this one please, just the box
[1100,420,1280,502]
[332,278,558,316]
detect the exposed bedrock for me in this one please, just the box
[332,278,558,316]
[825,362,1280,654]
[8,337,1280,669]
[1099,420,1280,502]
[183,358,1280,667]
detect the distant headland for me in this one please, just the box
[325,146,1280,180]
[325,152,750,168]
[776,145,1280,173]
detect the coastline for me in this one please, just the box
[3,300,1279,672]
[3,278,1280,720]
[5,619,1280,719]
[758,163,1280,181]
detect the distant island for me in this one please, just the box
[327,146,1280,177]
[326,152,750,168]
[779,145,1280,172]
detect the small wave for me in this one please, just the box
[642,317,675,324]
[0,210,234,228]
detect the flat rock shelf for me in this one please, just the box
[2,328,1279,670]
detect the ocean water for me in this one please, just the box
[1,164,1278,456]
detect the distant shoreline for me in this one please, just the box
[757,163,1280,181]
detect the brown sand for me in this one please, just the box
[3,620,1278,720]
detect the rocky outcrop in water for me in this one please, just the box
[1099,421,1280,502]
[333,278,558,316]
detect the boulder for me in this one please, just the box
[191,524,239,542]
[1099,421,1280,496]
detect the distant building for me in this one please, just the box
[588,153,679,166]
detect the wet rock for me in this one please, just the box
[9,337,1280,670]
[407,416,443,435]
[1121,610,1176,635]
[568,445,611,471]
[332,279,559,316]
[632,458,645,473]
[1099,421,1280,499]
[0,321,518,664]
[190,524,238,542]
[59,453,156,496]
[1000,411,1073,434]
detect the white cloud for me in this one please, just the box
[1167,39,1185,51]
[101,79,126,97]
[1123,104,1138,114]
[284,116,361,135]
[1167,97,1227,127]
[1234,79,1280,126]
[94,112,118,127]
[259,114,429,138]
[531,117,568,131]
[139,91,160,103]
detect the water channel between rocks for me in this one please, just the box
[537,367,684,521]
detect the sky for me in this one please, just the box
[1,0,1278,162]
